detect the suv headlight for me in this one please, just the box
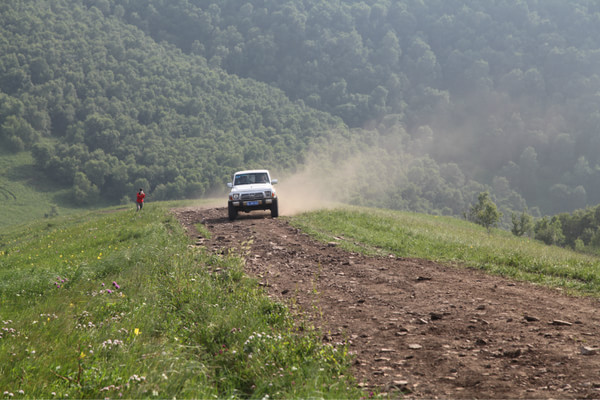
[264,191,271,198]
[230,193,240,200]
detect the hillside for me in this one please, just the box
[0,0,342,209]
[176,205,600,398]
[119,0,600,214]
[0,149,113,226]
[4,201,600,398]
[3,0,600,231]
[0,204,360,399]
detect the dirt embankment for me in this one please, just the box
[172,206,600,399]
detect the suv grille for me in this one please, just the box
[241,193,264,200]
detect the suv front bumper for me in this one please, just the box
[229,198,275,211]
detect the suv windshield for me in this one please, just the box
[234,173,269,185]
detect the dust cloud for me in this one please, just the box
[273,142,397,216]
[271,90,555,219]
[273,166,340,216]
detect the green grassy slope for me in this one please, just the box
[0,151,74,227]
[0,204,359,399]
[0,151,227,228]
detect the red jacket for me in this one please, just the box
[137,191,145,203]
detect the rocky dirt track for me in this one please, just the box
[172,206,600,399]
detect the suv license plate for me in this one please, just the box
[246,200,259,206]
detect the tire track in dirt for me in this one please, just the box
[173,206,600,399]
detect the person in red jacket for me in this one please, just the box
[136,188,146,211]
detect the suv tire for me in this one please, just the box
[270,199,279,218]
[228,203,238,221]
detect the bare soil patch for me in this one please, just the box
[172,206,600,399]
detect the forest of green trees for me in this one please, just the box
[3,0,600,250]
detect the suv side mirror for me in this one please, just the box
[227,182,233,188]
[271,179,278,184]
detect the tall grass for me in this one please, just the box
[0,205,360,398]
[291,207,600,296]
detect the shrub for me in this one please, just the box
[468,192,502,232]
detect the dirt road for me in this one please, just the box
[172,206,600,398]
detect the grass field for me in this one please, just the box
[291,206,600,296]
[4,192,600,398]
[0,151,81,228]
[0,204,360,399]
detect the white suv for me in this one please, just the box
[227,169,278,221]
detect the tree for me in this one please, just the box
[72,171,100,205]
[511,210,534,237]
[468,192,503,232]
[534,216,565,246]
